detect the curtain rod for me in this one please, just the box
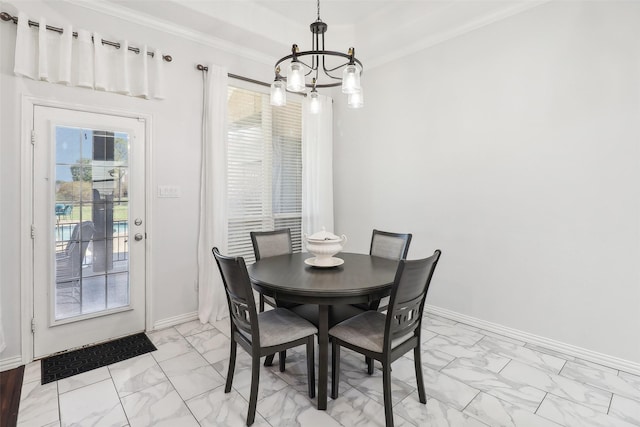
[197,64,270,88]
[1,11,173,62]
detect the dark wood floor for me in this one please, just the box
[0,365,24,427]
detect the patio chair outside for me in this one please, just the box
[56,221,95,298]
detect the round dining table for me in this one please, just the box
[247,252,399,410]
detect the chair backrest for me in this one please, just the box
[212,247,259,344]
[369,229,412,260]
[250,228,292,261]
[67,221,95,276]
[384,250,441,349]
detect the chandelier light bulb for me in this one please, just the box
[347,88,364,109]
[342,64,361,94]
[309,90,321,114]
[270,80,287,106]
[287,62,306,92]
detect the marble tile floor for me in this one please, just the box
[16,312,640,427]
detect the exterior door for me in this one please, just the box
[32,105,146,358]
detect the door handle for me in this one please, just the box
[134,233,144,241]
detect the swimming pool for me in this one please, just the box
[56,221,129,242]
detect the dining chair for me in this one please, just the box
[250,228,302,369]
[356,229,413,374]
[329,250,441,427]
[368,229,412,312]
[249,228,295,312]
[212,248,317,426]
[350,228,413,368]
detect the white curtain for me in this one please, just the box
[302,95,334,237]
[13,12,164,99]
[197,64,229,324]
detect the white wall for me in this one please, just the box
[0,0,272,365]
[334,1,640,364]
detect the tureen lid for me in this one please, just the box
[307,227,341,241]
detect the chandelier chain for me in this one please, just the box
[317,0,321,21]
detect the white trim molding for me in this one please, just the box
[152,311,200,332]
[67,0,275,66]
[0,356,25,373]
[426,304,640,376]
[366,0,552,70]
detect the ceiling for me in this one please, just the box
[90,1,546,70]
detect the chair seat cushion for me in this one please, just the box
[328,311,413,353]
[241,308,317,347]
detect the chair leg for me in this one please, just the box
[414,346,426,404]
[259,294,265,312]
[264,354,275,367]
[279,350,287,372]
[382,363,394,427]
[247,355,260,426]
[306,336,315,398]
[331,341,340,399]
[225,339,237,393]
[366,356,374,375]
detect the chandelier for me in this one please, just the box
[270,0,364,111]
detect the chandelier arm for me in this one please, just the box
[320,70,343,80]
[322,62,351,74]
[305,68,316,78]
[319,55,343,79]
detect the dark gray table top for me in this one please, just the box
[247,252,398,303]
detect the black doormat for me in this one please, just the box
[41,333,157,384]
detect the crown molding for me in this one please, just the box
[64,0,551,72]
[64,0,275,66]
[366,0,552,70]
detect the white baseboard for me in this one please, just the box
[151,311,199,332]
[0,355,25,372]
[7,307,639,376]
[426,304,640,376]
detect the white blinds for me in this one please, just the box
[227,86,303,262]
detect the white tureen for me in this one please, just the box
[304,228,347,267]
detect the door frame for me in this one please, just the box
[20,96,154,363]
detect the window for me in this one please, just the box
[226,85,302,262]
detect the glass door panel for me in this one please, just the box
[54,126,131,320]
